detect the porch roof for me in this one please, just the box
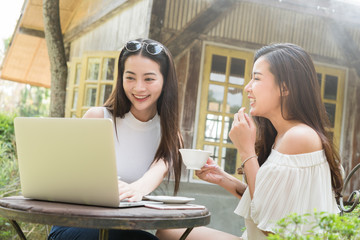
[0,0,79,88]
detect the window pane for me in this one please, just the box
[99,85,113,105]
[102,58,115,81]
[324,103,336,128]
[210,55,226,83]
[223,116,233,144]
[208,84,224,112]
[86,58,100,81]
[229,58,245,85]
[85,88,97,106]
[72,90,78,109]
[204,145,219,165]
[223,147,237,174]
[324,75,338,100]
[226,87,242,113]
[75,63,81,85]
[204,114,222,143]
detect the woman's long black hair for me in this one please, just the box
[104,38,183,194]
[253,43,343,197]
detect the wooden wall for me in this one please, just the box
[341,69,360,194]
[164,0,212,30]
[62,0,360,192]
[163,0,360,63]
[163,0,360,192]
[68,0,153,59]
[175,40,202,149]
[208,2,344,60]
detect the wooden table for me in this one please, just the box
[0,196,211,240]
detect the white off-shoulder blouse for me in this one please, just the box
[234,149,339,240]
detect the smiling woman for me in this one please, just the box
[122,55,164,122]
[47,38,184,240]
[156,43,343,240]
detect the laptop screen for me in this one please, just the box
[14,117,120,207]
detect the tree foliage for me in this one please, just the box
[18,85,50,117]
[267,210,360,240]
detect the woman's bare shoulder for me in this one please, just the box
[82,107,105,119]
[277,124,322,155]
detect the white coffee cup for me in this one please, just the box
[179,149,212,170]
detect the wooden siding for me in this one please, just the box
[177,41,202,149]
[164,0,213,31]
[207,2,344,61]
[158,0,360,193]
[161,0,360,64]
[69,0,152,59]
[341,68,360,196]
[349,27,360,50]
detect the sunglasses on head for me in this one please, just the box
[125,40,163,55]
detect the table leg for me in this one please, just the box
[179,227,193,240]
[9,220,27,240]
[99,229,109,240]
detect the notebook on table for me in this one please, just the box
[144,203,206,210]
[14,117,155,208]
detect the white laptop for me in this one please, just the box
[14,117,151,208]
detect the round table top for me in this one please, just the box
[0,196,211,230]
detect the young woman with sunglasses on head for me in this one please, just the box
[156,43,343,240]
[48,39,183,240]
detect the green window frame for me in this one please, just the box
[65,58,81,118]
[65,52,119,118]
[315,65,345,147]
[196,45,253,180]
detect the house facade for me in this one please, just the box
[1,0,360,235]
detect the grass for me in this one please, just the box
[346,201,360,218]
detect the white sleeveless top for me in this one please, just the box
[234,149,339,239]
[103,107,161,183]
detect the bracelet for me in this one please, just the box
[241,155,258,169]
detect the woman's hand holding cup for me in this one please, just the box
[195,158,225,185]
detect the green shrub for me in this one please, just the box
[347,203,360,218]
[0,113,18,197]
[0,112,48,239]
[0,113,16,152]
[267,209,360,240]
[18,85,50,117]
